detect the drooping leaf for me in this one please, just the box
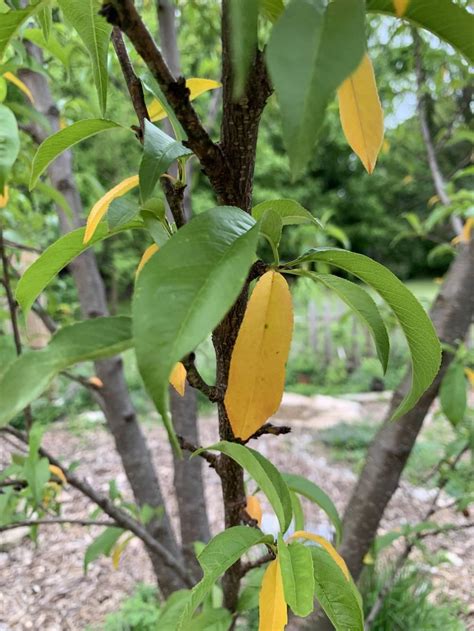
[133,207,258,451]
[310,547,364,631]
[0,2,47,61]
[258,558,287,631]
[3,72,34,103]
[282,473,342,545]
[16,222,143,315]
[246,495,263,526]
[289,531,349,579]
[277,535,314,617]
[307,272,390,372]
[148,78,221,122]
[225,271,293,441]
[337,52,384,174]
[287,248,441,419]
[23,456,50,505]
[169,362,187,397]
[367,0,474,64]
[57,0,112,114]
[84,175,139,243]
[252,199,322,228]
[139,120,192,202]
[136,243,159,277]
[177,526,271,630]
[0,317,133,427]
[198,441,293,534]
[84,527,124,572]
[0,104,20,192]
[289,490,305,532]
[111,534,133,569]
[30,119,125,189]
[266,0,366,178]
[107,197,139,230]
[440,362,467,426]
[229,0,258,98]
[23,27,73,68]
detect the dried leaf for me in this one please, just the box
[225,271,293,440]
[338,53,384,174]
[84,175,139,243]
[259,558,287,631]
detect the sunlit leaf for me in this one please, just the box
[337,53,384,174]
[84,175,139,244]
[225,271,293,441]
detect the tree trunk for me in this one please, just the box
[19,50,186,595]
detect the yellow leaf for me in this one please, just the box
[465,368,474,389]
[84,175,139,244]
[363,551,375,565]
[136,243,159,277]
[148,78,221,121]
[49,464,67,485]
[111,534,133,570]
[246,495,263,526]
[393,0,410,17]
[289,530,350,580]
[460,217,473,244]
[427,195,439,208]
[170,362,187,396]
[225,271,293,441]
[0,186,9,207]
[3,72,34,104]
[338,53,384,174]
[402,174,413,185]
[259,558,287,631]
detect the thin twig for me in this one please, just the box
[182,353,219,402]
[1,425,193,588]
[111,26,149,137]
[3,239,41,253]
[242,423,292,444]
[239,551,275,577]
[177,435,219,470]
[0,518,116,533]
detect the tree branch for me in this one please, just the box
[242,423,291,444]
[0,518,116,533]
[100,1,232,201]
[239,551,275,577]
[111,26,149,137]
[1,425,193,588]
[160,177,187,228]
[182,353,219,402]
[177,435,219,470]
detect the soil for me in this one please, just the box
[0,393,472,630]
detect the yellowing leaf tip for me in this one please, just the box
[136,243,159,277]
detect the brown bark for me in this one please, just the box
[19,48,186,595]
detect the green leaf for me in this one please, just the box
[200,442,293,534]
[266,0,365,178]
[229,0,258,98]
[139,120,192,203]
[259,208,283,259]
[0,317,133,427]
[367,0,474,64]
[23,27,72,68]
[278,535,314,617]
[259,0,285,23]
[141,72,186,141]
[57,0,112,114]
[16,222,142,315]
[252,199,322,228]
[310,547,364,631]
[287,248,441,419]
[30,119,124,189]
[140,210,170,246]
[107,198,139,230]
[37,5,52,41]
[84,526,124,571]
[0,2,47,61]
[36,180,73,218]
[191,608,232,631]
[23,456,50,505]
[237,567,265,612]
[282,472,342,546]
[289,490,305,532]
[308,272,390,373]
[157,591,192,631]
[440,362,467,426]
[0,104,20,191]
[133,207,258,452]
[177,526,271,630]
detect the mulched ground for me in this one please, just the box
[1,396,472,630]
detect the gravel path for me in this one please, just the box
[1,394,472,630]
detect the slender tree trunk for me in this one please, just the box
[19,50,186,595]
[156,0,212,569]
